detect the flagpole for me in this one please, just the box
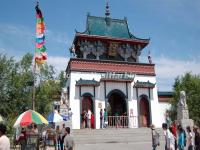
[32,1,39,111]
[32,60,36,110]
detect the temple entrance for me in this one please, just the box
[81,94,95,129]
[139,96,150,127]
[82,96,93,113]
[108,92,126,116]
[107,90,128,127]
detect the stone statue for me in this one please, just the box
[61,88,69,107]
[177,90,193,128]
[179,91,187,108]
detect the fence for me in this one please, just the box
[107,116,137,128]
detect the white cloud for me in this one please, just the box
[47,56,69,73]
[155,56,200,79]
[154,56,200,90]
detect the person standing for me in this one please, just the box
[87,109,92,129]
[60,124,66,150]
[100,109,103,129]
[193,126,200,150]
[64,127,74,150]
[178,126,185,150]
[171,122,178,150]
[169,126,176,150]
[151,124,160,150]
[0,123,10,150]
[56,125,61,150]
[186,126,194,150]
[16,128,26,150]
[162,123,172,150]
[91,112,95,129]
[33,124,39,134]
[103,109,108,128]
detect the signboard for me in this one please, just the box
[101,72,135,80]
[108,42,119,56]
[98,103,102,108]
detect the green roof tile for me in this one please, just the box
[86,16,130,39]
[76,79,100,86]
[134,81,155,88]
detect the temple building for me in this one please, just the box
[64,5,171,129]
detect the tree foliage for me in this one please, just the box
[171,72,200,126]
[0,53,64,132]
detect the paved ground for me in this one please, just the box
[75,141,165,150]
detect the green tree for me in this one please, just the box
[0,54,16,117]
[0,53,64,132]
[171,73,200,126]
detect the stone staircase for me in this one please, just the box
[72,128,166,150]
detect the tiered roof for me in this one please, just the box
[75,15,149,45]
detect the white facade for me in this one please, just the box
[65,71,168,129]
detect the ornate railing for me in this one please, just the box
[107,116,137,128]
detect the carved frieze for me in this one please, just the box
[77,39,139,62]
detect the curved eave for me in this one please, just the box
[130,34,150,41]
[125,19,150,42]
[75,26,89,35]
[74,33,149,46]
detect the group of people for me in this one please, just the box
[15,123,39,149]
[54,124,74,150]
[152,122,200,150]
[81,108,108,129]
[81,109,95,129]
[42,123,74,150]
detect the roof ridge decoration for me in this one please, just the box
[134,80,155,88]
[105,0,110,17]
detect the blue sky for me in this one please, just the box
[0,0,200,91]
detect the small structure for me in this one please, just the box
[177,91,193,128]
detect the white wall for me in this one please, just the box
[158,102,171,126]
[67,71,167,129]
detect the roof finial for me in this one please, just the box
[105,0,110,17]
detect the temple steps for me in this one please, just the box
[72,128,165,144]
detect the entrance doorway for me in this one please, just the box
[81,94,95,129]
[139,96,150,127]
[82,96,93,113]
[108,90,127,116]
[107,90,128,128]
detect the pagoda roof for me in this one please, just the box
[134,80,155,88]
[76,78,100,86]
[76,15,149,42]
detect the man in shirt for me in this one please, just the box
[0,123,10,150]
[60,123,66,150]
[64,127,74,150]
[162,123,172,150]
[87,109,92,129]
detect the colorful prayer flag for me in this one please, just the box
[35,3,47,65]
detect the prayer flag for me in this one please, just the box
[35,3,47,65]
